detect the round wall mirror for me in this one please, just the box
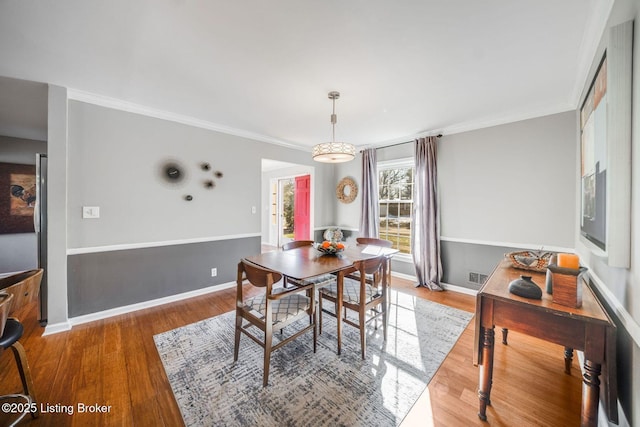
[336,177,358,204]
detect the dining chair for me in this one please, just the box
[352,238,393,287]
[234,259,317,387]
[318,255,388,359]
[0,269,43,420]
[355,237,393,247]
[281,240,336,290]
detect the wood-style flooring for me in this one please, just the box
[0,274,583,426]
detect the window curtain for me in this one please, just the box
[411,137,443,290]
[359,148,379,238]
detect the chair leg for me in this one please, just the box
[313,309,318,353]
[233,312,242,362]
[263,327,273,387]
[318,294,323,335]
[10,341,39,418]
[382,302,388,341]
[359,308,366,360]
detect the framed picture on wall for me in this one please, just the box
[0,162,36,234]
[579,54,607,251]
[578,20,632,268]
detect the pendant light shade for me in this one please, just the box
[312,91,355,163]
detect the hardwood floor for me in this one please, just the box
[0,277,583,426]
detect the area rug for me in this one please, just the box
[154,288,473,427]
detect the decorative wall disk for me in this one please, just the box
[336,177,358,204]
[161,162,186,184]
[160,159,223,200]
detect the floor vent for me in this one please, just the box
[468,272,488,285]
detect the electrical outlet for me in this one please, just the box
[469,272,479,283]
[211,268,217,277]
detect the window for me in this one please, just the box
[378,159,413,254]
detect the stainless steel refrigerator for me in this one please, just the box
[35,153,47,326]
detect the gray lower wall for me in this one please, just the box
[67,235,260,317]
[441,241,536,290]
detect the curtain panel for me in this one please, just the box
[359,148,379,238]
[411,137,443,290]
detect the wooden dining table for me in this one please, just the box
[245,244,398,354]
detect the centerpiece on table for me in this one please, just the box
[314,240,345,255]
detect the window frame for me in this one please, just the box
[377,158,414,260]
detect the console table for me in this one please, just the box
[474,260,617,426]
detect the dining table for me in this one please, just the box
[245,244,398,354]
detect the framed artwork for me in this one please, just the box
[578,20,632,268]
[580,55,607,251]
[0,162,36,234]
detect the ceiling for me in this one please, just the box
[0,1,612,149]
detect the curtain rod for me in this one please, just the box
[362,134,443,152]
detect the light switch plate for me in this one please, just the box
[83,206,100,219]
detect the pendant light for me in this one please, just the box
[312,91,356,163]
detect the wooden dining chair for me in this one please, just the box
[318,256,388,359]
[234,259,317,387]
[0,268,43,420]
[352,237,393,286]
[281,240,336,290]
[355,237,393,247]
[281,240,314,251]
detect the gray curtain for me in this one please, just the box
[411,137,443,290]
[359,148,379,238]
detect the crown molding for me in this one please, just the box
[66,88,306,151]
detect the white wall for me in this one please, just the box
[438,111,577,248]
[334,153,362,231]
[66,101,333,250]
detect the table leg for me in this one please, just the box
[501,327,508,345]
[336,273,343,355]
[581,359,601,427]
[478,326,495,421]
[564,347,573,374]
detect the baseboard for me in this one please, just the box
[44,281,236,335]
[391,271,478,296]
[42,321,72,336]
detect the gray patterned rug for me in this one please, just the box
[154,289,473,427]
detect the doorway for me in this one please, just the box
[262,159,314,248]
[274,174,311,247]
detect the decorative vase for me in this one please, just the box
[508,275,543,300]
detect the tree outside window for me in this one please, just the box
[378,161,413,254]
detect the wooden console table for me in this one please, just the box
[474,260,617,426]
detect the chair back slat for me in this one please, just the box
[0,292,14,335]
[357,256,385,277]
[356,238,393,248]
[239,260,282,288]
[282,240,314,251]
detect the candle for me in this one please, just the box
[557,253,579,269]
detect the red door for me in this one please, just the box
[294,175,311,240]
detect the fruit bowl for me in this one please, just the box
[314,241,345,255]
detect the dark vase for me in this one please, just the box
[508,275,543,299]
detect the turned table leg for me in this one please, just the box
[478,327,495,421]
[581,359,601,427]
[564,347,573,374]
[501,327,508,345]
